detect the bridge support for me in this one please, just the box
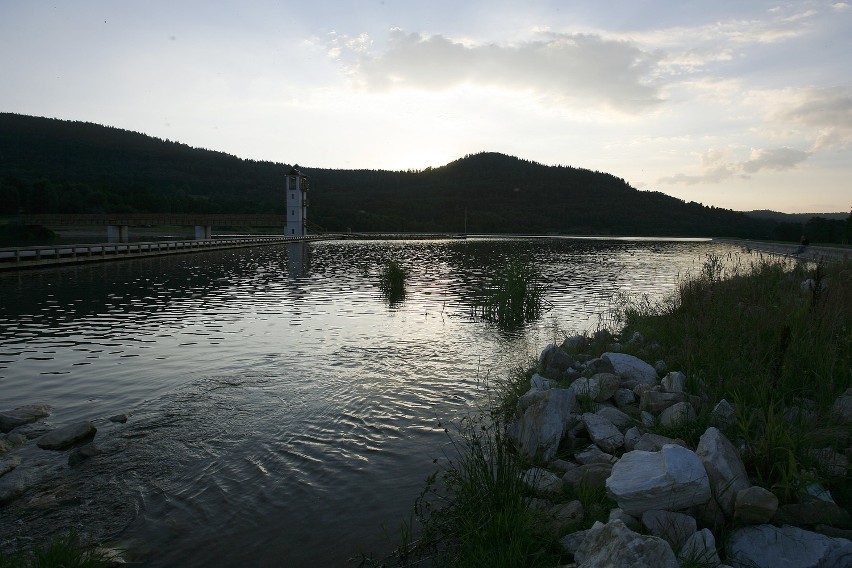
[194,225,212,240]
[107,225,129,243]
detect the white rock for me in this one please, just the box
[726,524,852,568]
[641,509,696,550]
[575,519,678,568]
[642,391,687,413]
[530,373,555,390]
[522,467,563,497]
[710,399,737,429]
[609,508,642,532]
[595,406,633,430]
[571,377,601,401]
[634,432,678,452]
[509,388,577,462]
[734,486,778,524]
[614,388,636,407]
[624,426,642,451]
[602,352,659,385]
[575,445,612,465]
[678,528,721,568]
[591,373,621,401]
[560,528,590,557]
[696,427,750,519]
[582,412,624,453]
[606,444,711,516]
[661,371,686,393]
[658,401,696,428]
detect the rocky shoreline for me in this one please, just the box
[507,334,852,567]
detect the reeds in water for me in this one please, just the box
[379,260,407,305]
[472,259,548,331]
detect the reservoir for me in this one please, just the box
[0,237,734,566]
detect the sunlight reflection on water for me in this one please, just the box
[0,237,741,566]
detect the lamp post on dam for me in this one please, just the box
[286,166,309,237]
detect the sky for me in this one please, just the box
[1,1,850,213]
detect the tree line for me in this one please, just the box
[1,113,849,242]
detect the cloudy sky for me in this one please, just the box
[2,1,850,213]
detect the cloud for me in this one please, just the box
[658,146,810,185]
[775,87,852,150]
[327,29,664,113]
[741,147,810,173]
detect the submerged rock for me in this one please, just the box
[37,422,97,451]
[0,404,52,433]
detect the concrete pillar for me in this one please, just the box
[107,225,129,243]
[195,225,212,240]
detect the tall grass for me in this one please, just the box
[620,253,851,506]
[471,259,548,331]
[413,413,559,568]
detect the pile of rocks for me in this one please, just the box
[0,404,115,505]
[507,336,852,568]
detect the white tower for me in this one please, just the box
[285,166,309,236]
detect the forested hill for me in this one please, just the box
[0,112,780,237]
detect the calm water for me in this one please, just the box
[0,237,735,566]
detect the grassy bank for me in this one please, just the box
[618,253,851,505]
[371,252,850,567]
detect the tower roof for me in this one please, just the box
[288,165,303,176]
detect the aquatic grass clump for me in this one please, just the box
[379,260,407,305]
[472,259,549,331]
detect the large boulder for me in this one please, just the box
[0,405,52,433]
[575,519,678,568]
[726,524,852,568]
[606,444,711,516]
[36,421,97,450]
[696,427,750,518]
[509,388,577,462]
[602,353,658,385]
[581,413,624,453]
